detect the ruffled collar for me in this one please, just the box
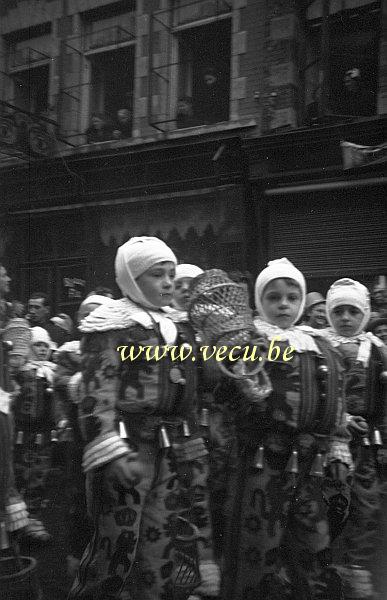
[322,328,383,347]
[254,318,322,354]
[79,297,178,345]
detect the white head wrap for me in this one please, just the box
[115,236,177,309]
[254,257,306,326]
[31,326,51,347]
[326,278,370,335]
[175,264,203,281]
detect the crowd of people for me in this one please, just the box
[0,246,387,600]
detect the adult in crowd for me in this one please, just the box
[303,291,327,329]
[367,315,387,345]
[0,264,12,330]
[27,292,70,346]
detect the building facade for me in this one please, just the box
[0,0,386,312]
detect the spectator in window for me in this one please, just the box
[112,108,132,140]
[85,113,113,144]
[197,67,227,125]
[27,292,70,346]
[340,68,374,117]
[176,96,195,129]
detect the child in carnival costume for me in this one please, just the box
[220,258,353,600]
[69,237,220,600]
[324,278,387,599]
[54,295,114,578]
[12,326,56,542]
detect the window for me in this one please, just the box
[86,46,134,142]
[304,1,380,122]
[176,19,231,128]
[13,64,49,115]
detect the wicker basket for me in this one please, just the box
[188,269,255,347]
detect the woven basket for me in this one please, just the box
[188,269,255,347]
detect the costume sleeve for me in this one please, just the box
[326,396,353,469]
[79,330,130,472]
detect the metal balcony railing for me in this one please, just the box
[9,47,51,70]
[83,25,135,52]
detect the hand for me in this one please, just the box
[172,437,208,462]
[347,415,369,435]
[103,452,142,487]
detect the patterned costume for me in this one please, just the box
[69,237,219,600]
[324,278,387,599]
[220,259,352,600]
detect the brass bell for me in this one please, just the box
[35,433,43,446]
[253,445,265,470]
[362,436,371,447]
[200,408,210,427]
[119,420,129,440]
[310,452,324,477]
[372,429,382,446]
[16,430,24,445]
[380,370,387,382]
[317,364,329,378]
[159,425,171,449]
[50,429,59,443]
[182,420,191,438]
[63,427,74,442]
[0,522,9,550]
[286,449,299,474]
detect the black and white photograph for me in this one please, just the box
[0,0,386,598]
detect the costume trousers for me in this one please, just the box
[221,434,351,600]
[332,444,381,599]
[68,440,211,600]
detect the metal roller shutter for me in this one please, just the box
[268,186,387,277]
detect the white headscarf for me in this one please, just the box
[254,257,306,325]
[115,236,177,310]
[326,278,371,336]
[175,264,203,281]
[114,236,178,344]
[31,326,51,347]
[254,258,320,352]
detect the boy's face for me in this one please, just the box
[261,279,302,328]
[32,342,50,360]
[136,261,175,308]
[330,304,364,337]
[174,277,193,310]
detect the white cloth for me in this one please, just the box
[326,278,371,335]
[80,297,178,345]
[254,317,322,354]
[175,263,203,281]
[322,328,383,366]
[115,236,176,309]
[31,326,51,346]
[0,388,11,414]
[254,257,306,325]
[79,295,115,309]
